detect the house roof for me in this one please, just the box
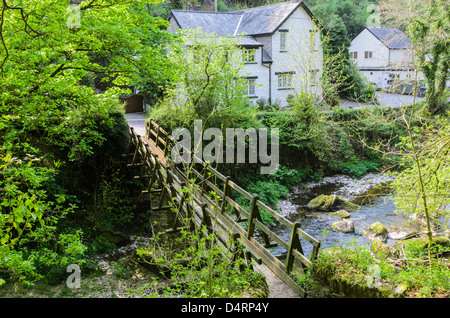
[262,48,273,63]
[169,1,313,37]
[234,1,304,35]
[169,11,242,36]
[240,36,264,47]
[365,27,412,49]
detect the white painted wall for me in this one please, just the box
[270,6,323,106]
[239,47,271,105]
[349,28,389,68]
[349,28,426,91]
[389,48,413,67]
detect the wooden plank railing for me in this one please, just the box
[126,119,321,297]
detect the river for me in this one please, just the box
[271,173,411,258]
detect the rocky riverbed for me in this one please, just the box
[272,173,430,257]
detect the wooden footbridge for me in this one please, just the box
[126,118,321,297]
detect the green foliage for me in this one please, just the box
[259,97,395,177]
[90,235,117,255]
[0,0,173,286]
[234,165,312,225]
[305,0,377,39]
[330,159,380,179]
[406,0,450,114]
[391,114,450,230]
[138,226,267,298]
[88,168,139,232]
[313,239,450,297]
[150,28,258,133]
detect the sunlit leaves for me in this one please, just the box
[0,0,172,286]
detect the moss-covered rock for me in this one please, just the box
[307,194,359,212]
[363,221,388,243]
[331,210,351,218]
[331,219,355,233]
[371,238,399,258]
[307,194,335,211]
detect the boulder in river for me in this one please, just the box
[387,225,419,240]
[331,210,351,218]
[331,219,355,233]
[363,221,388,243]
[307,194,359,212]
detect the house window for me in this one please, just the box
[242,49,256,63]
[247,79,256,96]
[350,51,358,59]
[365,51,373,59]
[310,69,319,86]
[309,29,318,51]
[277,72,293,89]
[280,30,288,52]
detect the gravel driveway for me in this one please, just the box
[340,92,424,109]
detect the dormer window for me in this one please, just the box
[242,48,256,63]
[279,30,288,52]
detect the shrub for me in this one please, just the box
[330,159,380,179]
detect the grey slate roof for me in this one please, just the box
[262,48,273,63]
[169,1,310,37]
[170,11,241,37]
[240,36,264,47]
[234,1,302,35]
[366,27,412,49]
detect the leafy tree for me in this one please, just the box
[304,0,377,39]
[380,0,450,114]
[319,15,376,104]
[392,113,450,244]
[0,0,173,286]
[150,28,259,132]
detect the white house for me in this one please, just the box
[349,27,425,93]
[167,0,323,107]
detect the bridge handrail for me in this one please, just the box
[129,118,321,297]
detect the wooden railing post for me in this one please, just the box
[155,126,161,149]
[146,119,151,139]
[231,232,246,271]
[131,136,142,167]
[220,176,231,214]
[286,222,305,275]
[200,166,208,196]
[247,195,259,239]
[163,133,170,157]
[127,127,135,153]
